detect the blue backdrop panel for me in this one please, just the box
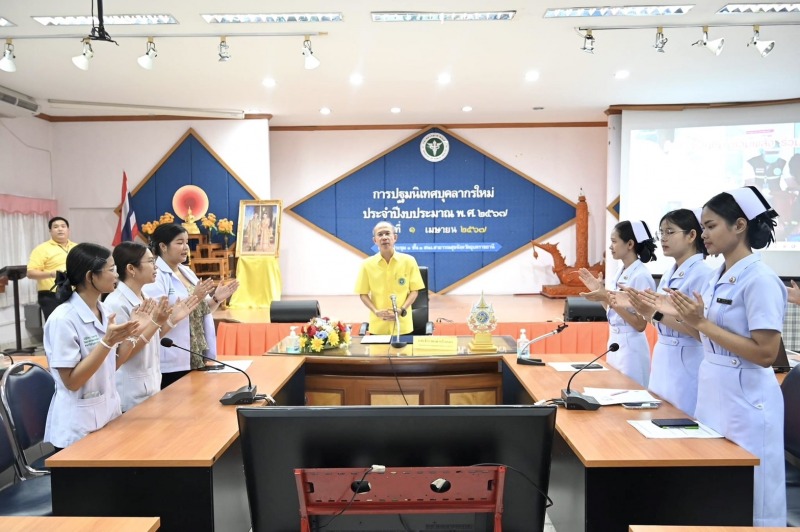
[289,127,575,292]
[130,132,255,245]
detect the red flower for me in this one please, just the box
[337,322,346,332]
[307,325,318,337]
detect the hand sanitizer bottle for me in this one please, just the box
[517,329,530,357]
[287,326,300,353]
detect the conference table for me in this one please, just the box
[0,516,160,532]
[44,339,757,532]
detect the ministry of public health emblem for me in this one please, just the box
[420,132,449,163]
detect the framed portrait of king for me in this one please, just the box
[235,200,282,257]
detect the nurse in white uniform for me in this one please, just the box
[670,186,786,526]
[105,242,201,411]
[627,209,713,416]
[143,224,239,389]
[580,220,657,387]
[44,243,142,449]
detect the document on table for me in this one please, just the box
[582,387,660,406]
[628,419,723,439]
[548,362,609,372]
[209,360,252,373]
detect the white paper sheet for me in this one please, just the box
[548,362,609,372]
[582,387,660,406]
[359,335,392,344]
[627,419,723,439]
[207,360,252,373]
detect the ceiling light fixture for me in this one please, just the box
[302,36,320,70]
[462,106,473,112]
[372,11,515,22]
[581,29,595,53]
[218,37,231,62]
[693,25,725,55]
[390,107,401,114]
[437,72,451,84]
[525,70,540,82]
[0,39,16,73]
[137,37,157,69]
[654,26,668,52]
[546,5,694,17]
[72,38,94,70]
[748,25,775,57]
[319,107,331,115]
[47,99,245,119]
[349,73,363,85]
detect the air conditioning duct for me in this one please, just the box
[0,85,39,117]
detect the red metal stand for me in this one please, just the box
[295,465,506,532]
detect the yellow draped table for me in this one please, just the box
[227,255,282,309]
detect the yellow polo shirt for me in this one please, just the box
[354,251,425,335]
[27,239,77,291]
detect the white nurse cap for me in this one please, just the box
[727,186,772,220]
[630,220,653,244]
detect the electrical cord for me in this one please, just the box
[315,467,373,531]
[472,462,554,509]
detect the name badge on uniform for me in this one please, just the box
[716,297,733,305]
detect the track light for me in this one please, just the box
[302,37,320,69]
[0,39,16,73]
[581,29,595,53]
[218,37,231,62]
[693,26,724,56]
[72,38,94,70]
[749,25,774,57]
[137,38,157,70]
[653,27,668,53]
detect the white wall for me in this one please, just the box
[271,126,608,296]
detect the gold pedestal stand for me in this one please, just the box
[468,332,498,353]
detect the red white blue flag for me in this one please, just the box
[112,171,140,246]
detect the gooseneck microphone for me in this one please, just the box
[388,294,406,349]
[516,323,569,366]
[160,337,271,405]
[560,342,619,410]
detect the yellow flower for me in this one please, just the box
[218,219,235,236]
[299,337,308,349]
[328,331,340,346]
[343,331,351,345]
[141,221,160,236]
[310,337,324,352]
[159,212,175,224]
[200,215,218,232]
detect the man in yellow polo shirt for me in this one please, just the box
[27,216,77,321]
[355,221,424,335]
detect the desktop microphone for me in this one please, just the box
[516,323,568,366]
[560,342,619,411]
[160,337,271,406]
[388,294,406,349]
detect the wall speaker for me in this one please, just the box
[269,300,321,323]
[564,297,607,322]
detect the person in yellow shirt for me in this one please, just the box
[355,221,424,335]
[27,217,78,321]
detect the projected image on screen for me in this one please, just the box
[627,121,800,259]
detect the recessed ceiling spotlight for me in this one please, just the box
[614,70,630,79]
[262,77,277,88]
[532,106,545,111]
[319,107,332,115]
[349,73,364,85]
[437,72,451,84]
[390,107,401,114]
[525,70,540,82]
[462,106,473,112]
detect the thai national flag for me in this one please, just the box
[112,171,140,246]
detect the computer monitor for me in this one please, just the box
[237,405,557,532]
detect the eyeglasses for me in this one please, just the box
[656,229,689,241]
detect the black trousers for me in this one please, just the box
[38,291,59,322]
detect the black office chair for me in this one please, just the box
[269,300,321,323]
[358,266,434,336]
[0,407,52,515]
[0,362,56,476]
[781,364,800,526]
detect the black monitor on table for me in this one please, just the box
[237,405,557,532]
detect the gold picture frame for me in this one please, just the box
[235,200,282,257]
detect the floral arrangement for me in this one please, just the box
[200,213,218,234]
[300,317,351,352]
[141,212,176,236]
[217,218,235,238]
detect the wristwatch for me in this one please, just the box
[651,311,664,322]
[400,308,408,317]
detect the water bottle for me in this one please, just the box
[287,326,300,353]
[517,329,530,357]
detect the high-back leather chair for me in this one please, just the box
[0,361,55,476]
[781,364,800,526]
[411,266,434,336]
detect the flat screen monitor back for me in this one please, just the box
[238,405,557,532]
